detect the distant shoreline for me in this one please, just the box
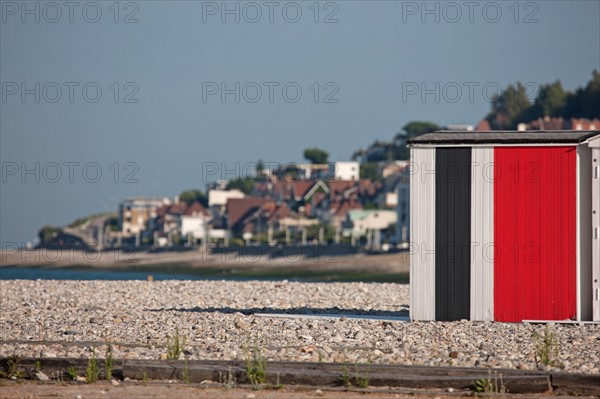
[0,248,410,274]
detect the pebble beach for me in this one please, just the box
[1,280,599,375]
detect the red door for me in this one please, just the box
[494,147,576,322]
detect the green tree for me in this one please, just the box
[400,121,440,138]
[363,201,379,210]
[179,189,208,207]
[534,80,567,117]
[359,163,381,181]
[579,70,600,118]
[226,177,255,194]
[563,87,585,119]
[482,72,600,127]
[394,121,440,160]
[106,217,119,232]
[486,82,533,129]
[303,147,329,164]
[363,141,392,163]
[281,165,299,180]
[38,225,61,244]
[255,159,265,176]
[351,148,366,162]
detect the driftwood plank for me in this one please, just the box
[551,372,600,395]
[0,357,124,380]
[120,359,554,392]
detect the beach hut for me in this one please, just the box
[407,130,600,322]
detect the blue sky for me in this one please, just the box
[1,0,599,244]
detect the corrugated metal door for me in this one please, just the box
[435,147,471,321]
[494,146,577,322]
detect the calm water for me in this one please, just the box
[0,266,409,283]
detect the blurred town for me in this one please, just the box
[38,114,600,255]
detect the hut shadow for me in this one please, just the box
[145,305,409,319]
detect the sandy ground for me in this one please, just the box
[0,380,585,399]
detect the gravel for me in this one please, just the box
[1,280,598,374]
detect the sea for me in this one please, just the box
[0,266,409,283]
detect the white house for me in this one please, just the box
[119,197,170,237]
[329,161,360,181]
[294,161,360,181]
[345,209,397,249]
[208,189,245,210]
[179,202,211,240]
[396,176,410,244]
[295,163,329,180]
[378,160,410,178]
[377,191,398,209]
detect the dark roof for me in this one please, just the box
[407,130,600,145]
[183,201,209,216]
[226,197,269,230]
